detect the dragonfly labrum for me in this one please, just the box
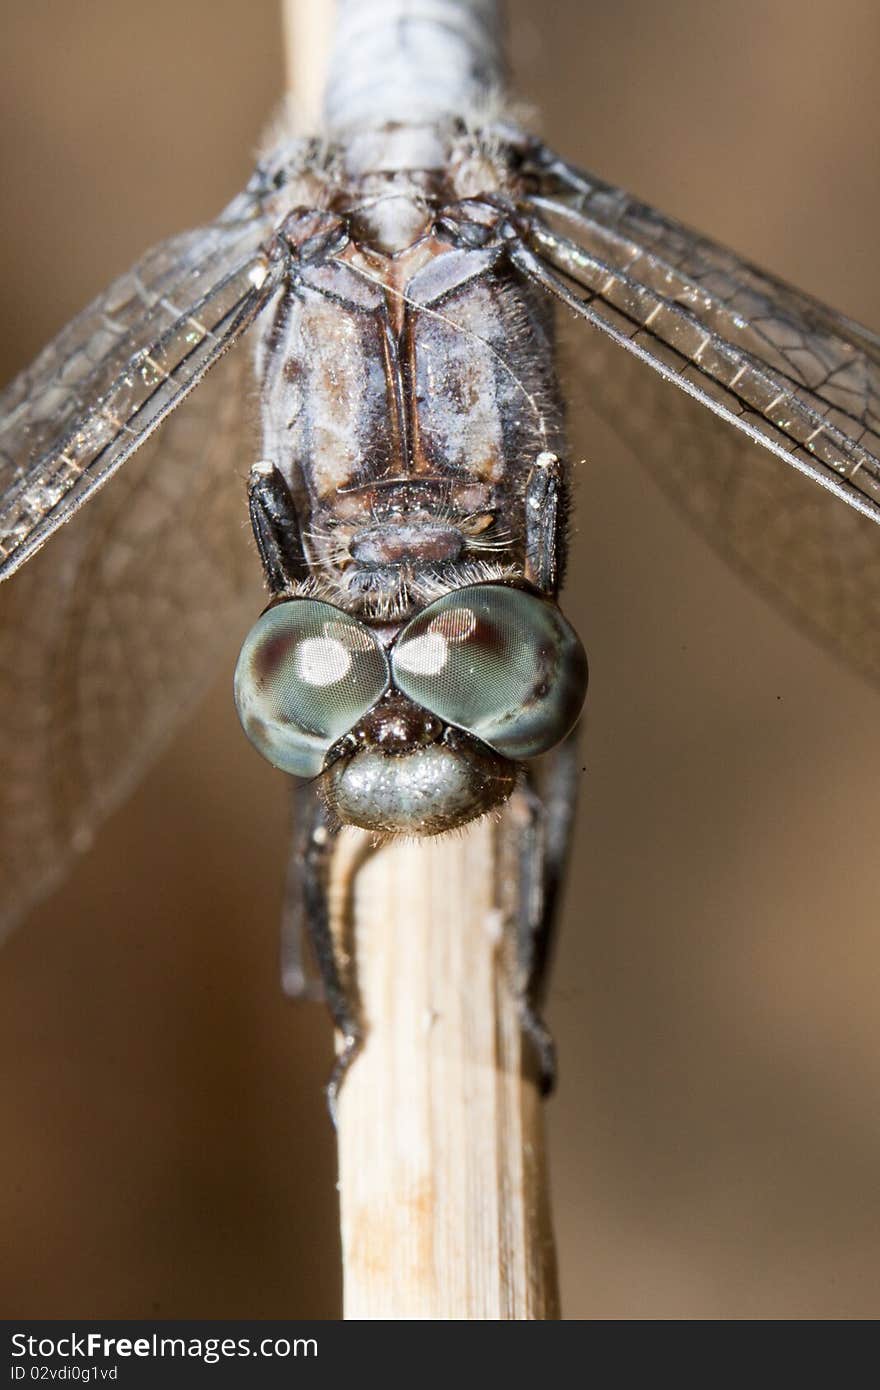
[1,0,878,1110]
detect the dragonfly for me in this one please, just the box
[1,0,879,1117]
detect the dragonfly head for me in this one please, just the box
[233,583,587,834]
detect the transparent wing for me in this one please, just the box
[512,143,880,681]
[0,182,280,579]
[558,317,880,685]
[517,146,880,523]
[0,345,262,936]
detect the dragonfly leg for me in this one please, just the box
[280,782,325,1001]
[523,449,566,597]
[298,796,365,1123]
[509,721,582,1094]
[247,460,310,595]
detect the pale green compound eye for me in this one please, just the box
[234,600,390,777]
[391,585,587,760]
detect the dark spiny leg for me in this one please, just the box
[529,720,583,1000]
[523,450,565,597]
[509,722,582,1094]
[248,460,309,595]
[300,797,364,1123]
[508,779,556,1093]
[519,444,577,1086]
[280,782,325,1001]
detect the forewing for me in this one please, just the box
[515,145,880,680]
[558,313,880,684]
[0,184,278,579]
[517,147,880,525]
[0,345,262,936]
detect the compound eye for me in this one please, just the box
[391,585,587,760]
[234,600,389,777]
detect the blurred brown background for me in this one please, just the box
[2,0,880,1320]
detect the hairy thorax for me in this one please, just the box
[251,120,565,621]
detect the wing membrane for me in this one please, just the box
[558,310,880,686]
[0,346,262,934]
[515,144,880,681]
[0,186,279,579]
[518,148,880,528]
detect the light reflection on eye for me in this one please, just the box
[234,600,389,777]
[427,606,478,644]
[294,636,354,687]
[392,631,449,677]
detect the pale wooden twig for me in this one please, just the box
[282,0,559,1320]
[281,0,335,128]
[331,821,559,1319]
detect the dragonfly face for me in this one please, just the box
[233,582,587,833]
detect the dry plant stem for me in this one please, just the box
[281,0,335,127]
[282,0,559,1320]
[332,821,559,1320]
